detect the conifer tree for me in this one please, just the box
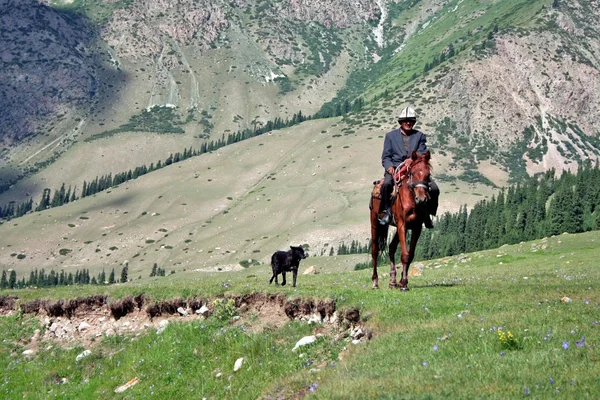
[0,270,7,288]
[9,270,17,289]
[121,264,128,283]
[109,268,115,284]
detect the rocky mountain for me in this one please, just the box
[0,0,99,142]
[1,0,600,274]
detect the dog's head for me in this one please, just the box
[290,246,308,260]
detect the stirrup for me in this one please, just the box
[378,210,391,225]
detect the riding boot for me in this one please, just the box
[424,214,434,229]
[428,181,440,216]
[378,173,394,225]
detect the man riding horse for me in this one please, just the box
[378,106,439,227]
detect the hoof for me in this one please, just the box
[372,285,380,290]
[400,286,410,292]
[389,282,397,289]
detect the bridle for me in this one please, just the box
[399,159,430,196]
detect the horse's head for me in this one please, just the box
[407,150,431,205]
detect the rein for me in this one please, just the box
[404,159,430,192]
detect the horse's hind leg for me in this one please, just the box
[388,232,399,288]
[371,239,379,289]
[371,211,380,289]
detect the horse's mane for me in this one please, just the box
[412,154,432,172]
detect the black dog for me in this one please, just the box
[269,246,308,287]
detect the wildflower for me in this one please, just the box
[309,382,318,392]
[500,352,505,357]
[585,300,590,305]
[570,379,575,386]
[524,387,530,396]
[422,361,428,366]
[576,337,585,347]
[562,341,569,350]
[549,377,554,385]
[432,344,438,351]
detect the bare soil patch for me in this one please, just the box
[1,293,367,351]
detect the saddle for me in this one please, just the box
[370,164,408,200]
[369,163,409,212]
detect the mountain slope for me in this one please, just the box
[0,118,497,276]
[1,0,600,275]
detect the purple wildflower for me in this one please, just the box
[309,382,318,392]
[422,361,428,366]
[562,341,569,350]
[576,337,585,347]
[524,387,530,396]
[432,344,438,351]
[549,377,554,385]
[544,334,550,341]
[500,352,506,357]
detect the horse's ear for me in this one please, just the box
[411,151,419,160]
[424,150,431,161]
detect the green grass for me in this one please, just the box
[2,231,600,398]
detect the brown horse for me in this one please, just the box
[370,150,432,290]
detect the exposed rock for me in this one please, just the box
[77,322,91,332]
[233,357,244,372]
[156,319,169,334]
[196,305,209,315]
[177,307,188,316]
[303,266,318,275]
[75,349,91,362]
[292,335,317,352]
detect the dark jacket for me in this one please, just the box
[381,128,428,170]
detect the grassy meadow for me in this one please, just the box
[1,230,599,399]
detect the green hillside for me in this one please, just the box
[1,230,599,398]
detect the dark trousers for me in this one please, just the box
[379,172,439,216]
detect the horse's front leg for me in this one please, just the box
[388,232,399,288]
[400,227,422,290]
[398,226,410,291]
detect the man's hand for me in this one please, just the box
[404,159,413,168]
[386,167,395,175]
